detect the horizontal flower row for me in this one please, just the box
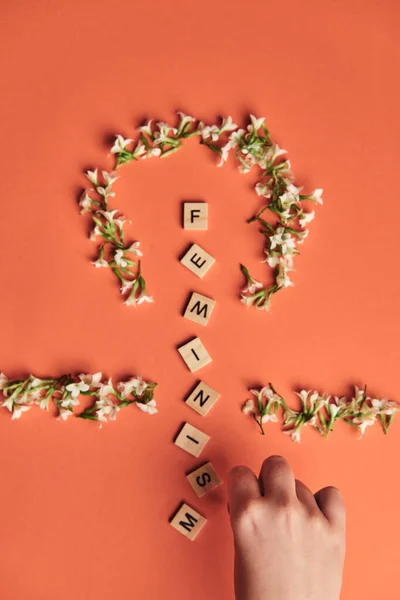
[80,112,322,311]
[0,372,157,423]
[242,384,398,441]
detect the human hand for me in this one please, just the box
[228,455,346,600]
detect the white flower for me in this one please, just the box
[229,128,246,145]
[371,398,398,416]
[157,121,178,136]
[145,147,161,158]
[200,124,220,142]
[269,228,285,250]
[299,210,315,229]
[114,249,127,268]
[29,389,43,401]
[133,143,147,158]
[238,154,256,173]
[99,209,119,222]
[248,114,265,132]
[0,372,8,390]
[65,380,90,398]
[154,122,178,143]
[261,412,278,424]
[279,208,292,223]
[278,192,296,211]
[309,188,323,205]
[240,295,254,307]
[90,225,102,241]
[276,263,293,288]
[125,294,137,307]
[354,415,376,438]
[266,254,280,268]
[282,236,296,255]
[137,293,153,305]
[110,135,133,154]
[136,399,157,415]
[177,111,195,130]
[269,227,296,254]
[79,190,93,214]
[130,375,148,396]
[352,386,366,406]
[278,184,302,209]
[220,116,238,133]
[255,182,271,198]
[118,381,133,398]
[38,396,50,410]
[286,183,303,197]
[260,387,281,403]
[96,397,120,422]
[296,390,313,405]
[243,276,263,295]
[297,229,309,245]
[217,141,233,167]
[79,372,102,388]
[92,258,108,268]
[127,242,143,256]
[118,375,148,399]
[120,280,134,295]
[139,120,154,136]
[11,404,31,420]
[285,428,301,443]
[2,396,13,411]
[265,254,294,269]
[96,186,113,198]
[99,378,115,400]
[115,216,127,229]
[352,398,377,437]
[58,407,73,421]
[102,171,119,187]
[271,144,287,160]
[328,404,341,418]
[86,169,98,186]
[242,399,255,414]
[60,393,80,408]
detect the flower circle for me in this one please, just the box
[80,112,323,310]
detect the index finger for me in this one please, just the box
[259,455,297,503]
[227,466,261,521]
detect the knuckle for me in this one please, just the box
[276,494,296,509]
[234,499,264,532]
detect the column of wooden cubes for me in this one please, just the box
[170,202,222,541]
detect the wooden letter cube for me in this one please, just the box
[174,422,210,457]
[177,337,212,373]
[183,202,208,230]
[185,381,220,416]
[180,243,215,279]
[170,502,207,540]
[186,462,222,497]
[183,292,216,327]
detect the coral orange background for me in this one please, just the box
[0,0,399,598]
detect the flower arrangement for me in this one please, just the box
[0,372,157,423]
[80,112,322,311]
[242,384,398,441]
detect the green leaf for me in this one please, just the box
[118,400,133,409]
[77,413,98,421]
